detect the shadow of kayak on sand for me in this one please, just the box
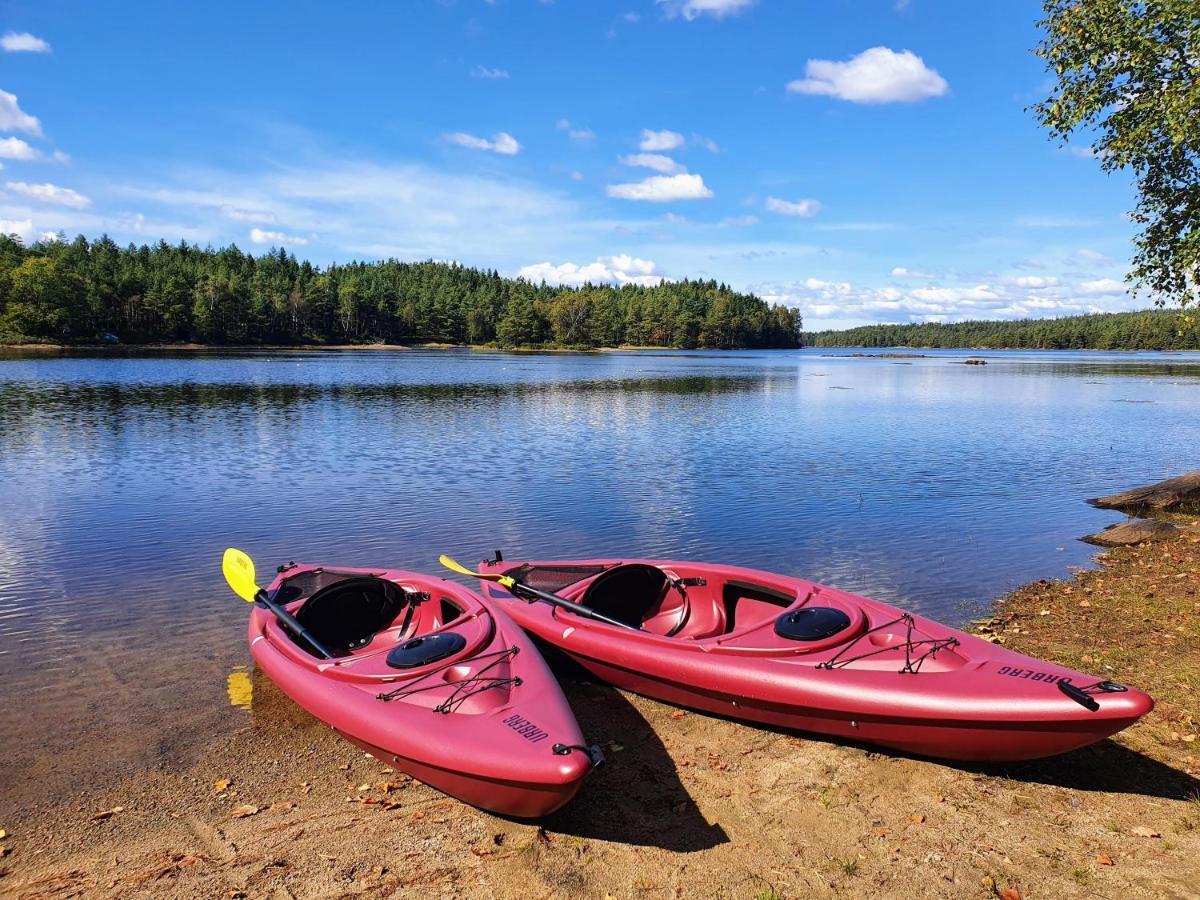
[540,679,729,853]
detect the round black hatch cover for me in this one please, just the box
[775,606,852,642]
[386,632,467,669]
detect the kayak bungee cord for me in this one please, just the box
[816,612,961,674]
[377,645,522,713]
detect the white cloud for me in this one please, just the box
[442,131,521,155]
[0,137,39,160]
[786,47,948,104]
[618,153,684,174]
[0,217,35,242]
[1,32,51,53]
[639,129,685,151]
[694,134,720,153]
[471,65,510,80]
[890,266,938,279]
[1010,275,1058,288]
[765,196,821,218]
[658,0,756,21]
[222,205,276,223]
[249,227,308,246]
[606,172,713,202]
[664,212,688,224]
[0,89,43,136]
[722,214,759,226]
[623,11,641,22]
[556,119,595,140]
[1079,278,1125,295]
[518,254,666,287]
[1075,248,1111,264]
[5,181,90,208]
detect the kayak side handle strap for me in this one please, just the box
[553,742,606,769]
[1057,678,1127,712]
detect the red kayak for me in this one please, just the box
[247,562,600,817]
[468,555,1154,762]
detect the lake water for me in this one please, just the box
[2,346,1199,810]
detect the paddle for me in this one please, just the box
[222,547,336,660]
[439,554,637,631]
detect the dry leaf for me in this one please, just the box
[213,779,230,792]
[670,710,688,719]
[0,846,10,857]
[0,829,6,839]
[1130,826,1160,838]
[1097,853,1115,865]
[356,783,371,792]
[536,827,555,844]
[910,814,926,824]
[338,763,350,770]
[231,805,260,819]
[92,806,124,821]
[999,889,1022,900]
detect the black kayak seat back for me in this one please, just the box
[774,606,852,642]
[292,575,407,657]
[579,563,670,629]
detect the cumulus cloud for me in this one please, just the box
[1079,278,1125,295]
[556,119,595,140]
[442,131,521,155]
[471,65,510,79]
[222,205,277,224]
[249,227,308,246]
[658,0,756,20]
[0,89,43,136]
[0,137,39,160]
[1,32,51,53]
[0,217,36,242]
[606,172,713,202]
[758,271,1141,325]
[639,128,685,151]
[786,47,948,104]
[766,196,821,218]
[890,266,938,279]
[5,181,90,208]
[518,254,666,287]
[618,153,684,174]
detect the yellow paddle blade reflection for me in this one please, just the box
[222,547,261,602]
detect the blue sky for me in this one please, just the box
[1,0,1140,328]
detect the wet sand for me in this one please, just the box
[2,526,1198,899]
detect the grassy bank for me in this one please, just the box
[2,527,1197,898]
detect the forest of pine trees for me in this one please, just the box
[0,234,802,350]
[804,310,1200,351]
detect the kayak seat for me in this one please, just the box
[580,564,727,638]
[294,576,408,657]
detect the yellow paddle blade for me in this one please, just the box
[222,547,262,603]
[438,554,515,588]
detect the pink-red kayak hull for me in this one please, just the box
[477,558,1154,762]
[250,565,593,817]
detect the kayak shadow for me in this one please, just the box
[964,738,1200,800]
[540,675,729,851]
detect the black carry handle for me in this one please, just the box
[1057,679,1100,712]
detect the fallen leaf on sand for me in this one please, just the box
[231,805,261,819]
[1130,826,1160,838]
[536,827,555,844]
[92,807,124,821]
[1097,854,1115,866]
[0,829,6,839]
[999,888,1022,900]
[357,784,371,792]
[910,814,926,824]
[213,779,230,792]
[471,847,495,858]
[0,846,10,857]
[338,763,350,770]
[670,710,687,719]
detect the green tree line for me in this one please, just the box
[0,234,801,349]
[804,310,1200,351]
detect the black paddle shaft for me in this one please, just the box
[508,581,638,631]
[255,589,336,659]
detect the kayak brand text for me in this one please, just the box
[996,665,1068,684]
[502,714,549,743]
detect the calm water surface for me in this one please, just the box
[2,347,1198,809]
